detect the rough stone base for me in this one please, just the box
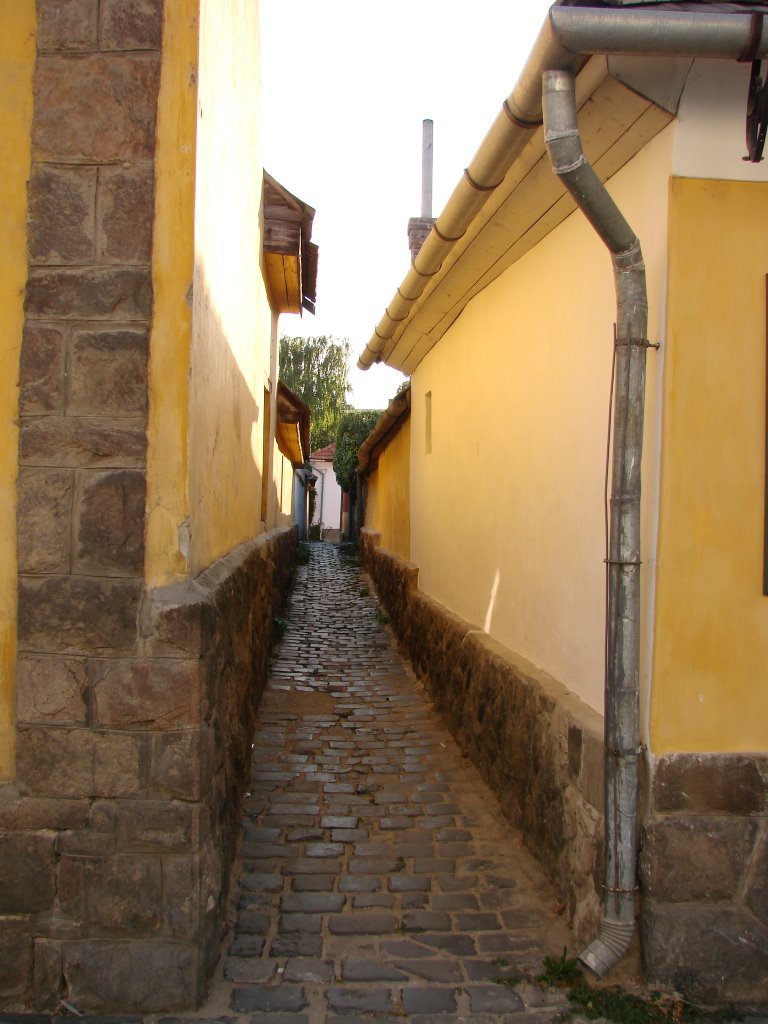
[639,753,768,1008]
[0,527,296,1011]
[361,531,768,1010]
[360,528,604,947]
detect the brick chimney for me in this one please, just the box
[408,119,435,260]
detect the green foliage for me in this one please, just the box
[279,335,351,451]
[295,542,310,566]
[534,950,741,1024]
[375,608,390,625]
[333,408,382,492]
[338,541,360,564]
[272,615,288,643]
[536,949,582,988]
[568,979,740,1024]
[493,974,523,988]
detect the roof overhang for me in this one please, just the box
[358,386,411,476]
[380,58,673,375]
[358,2,768,375]
[263,172,319,316]
[276,381,311,467]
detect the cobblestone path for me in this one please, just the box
[205,542,572,1024]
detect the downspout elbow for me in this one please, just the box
[579,920,635,979]
[543,69,638,259]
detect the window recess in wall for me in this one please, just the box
[764,275,768,595]
[425,390,432,455]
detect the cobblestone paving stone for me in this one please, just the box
[0,543,573,1024]
[206,543,573,1024]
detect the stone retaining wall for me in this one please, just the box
[639,753,768,1007]
[360,529,604,946]
[1,526,296,1010]
[362,530,768,1009]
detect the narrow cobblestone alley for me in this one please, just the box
[1,543,574,1024]
[199,542,573,1024]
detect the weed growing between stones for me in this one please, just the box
[338,541,360,564]
[537,948,582,987]
[568,979,741,1024]
[494,974,524,988]
[535,950,742,1024]
[272,615,288,642]
[375,608,390,625]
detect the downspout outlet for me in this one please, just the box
[579,919,635,978]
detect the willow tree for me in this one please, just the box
[279,335,351,451]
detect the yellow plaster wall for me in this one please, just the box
[0,3,35,777]
[651,178,768,753]
[145,0,198,586]
[365,419,411,561]
[187,0,275,575]
[275,448,294,526]
[410,126,674,714]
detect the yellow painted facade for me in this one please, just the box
[187,0,275,575]
[410,126,674,714]
[145,0,198,586]
[365,418,411,561]
[0,3,35,778]
[146,0,279,582]
[276,447,295,526]
[651,177,768,753]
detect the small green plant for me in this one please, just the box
[308,523,322,542]
[494,974,523,988]
[375,608,390,625]
[359,586,369,597]
[296,541,310,566]
[536,948,582,988]
[338,541,360,562]
[272,615,288,643]
[568,980,741,1024]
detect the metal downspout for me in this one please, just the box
[543,68,648,978]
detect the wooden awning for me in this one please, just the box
[275,381,311,466]
[263,172,318,316]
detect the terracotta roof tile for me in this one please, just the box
[311,442,336,461]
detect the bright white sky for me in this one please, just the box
[260,0,555,409]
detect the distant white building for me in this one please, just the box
[309,443,342,542]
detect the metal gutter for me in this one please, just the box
[357,4,768,371]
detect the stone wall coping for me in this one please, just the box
[466,629,604,741]
[145,526,295,608]
[196,527,294,593]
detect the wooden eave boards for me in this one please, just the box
[382,63,674,375]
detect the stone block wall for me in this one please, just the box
[639,754,768,1007]
[0,2,299,1011]
[19,0,159,715]
[360,529,605,946]
[2,526,296,1010]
